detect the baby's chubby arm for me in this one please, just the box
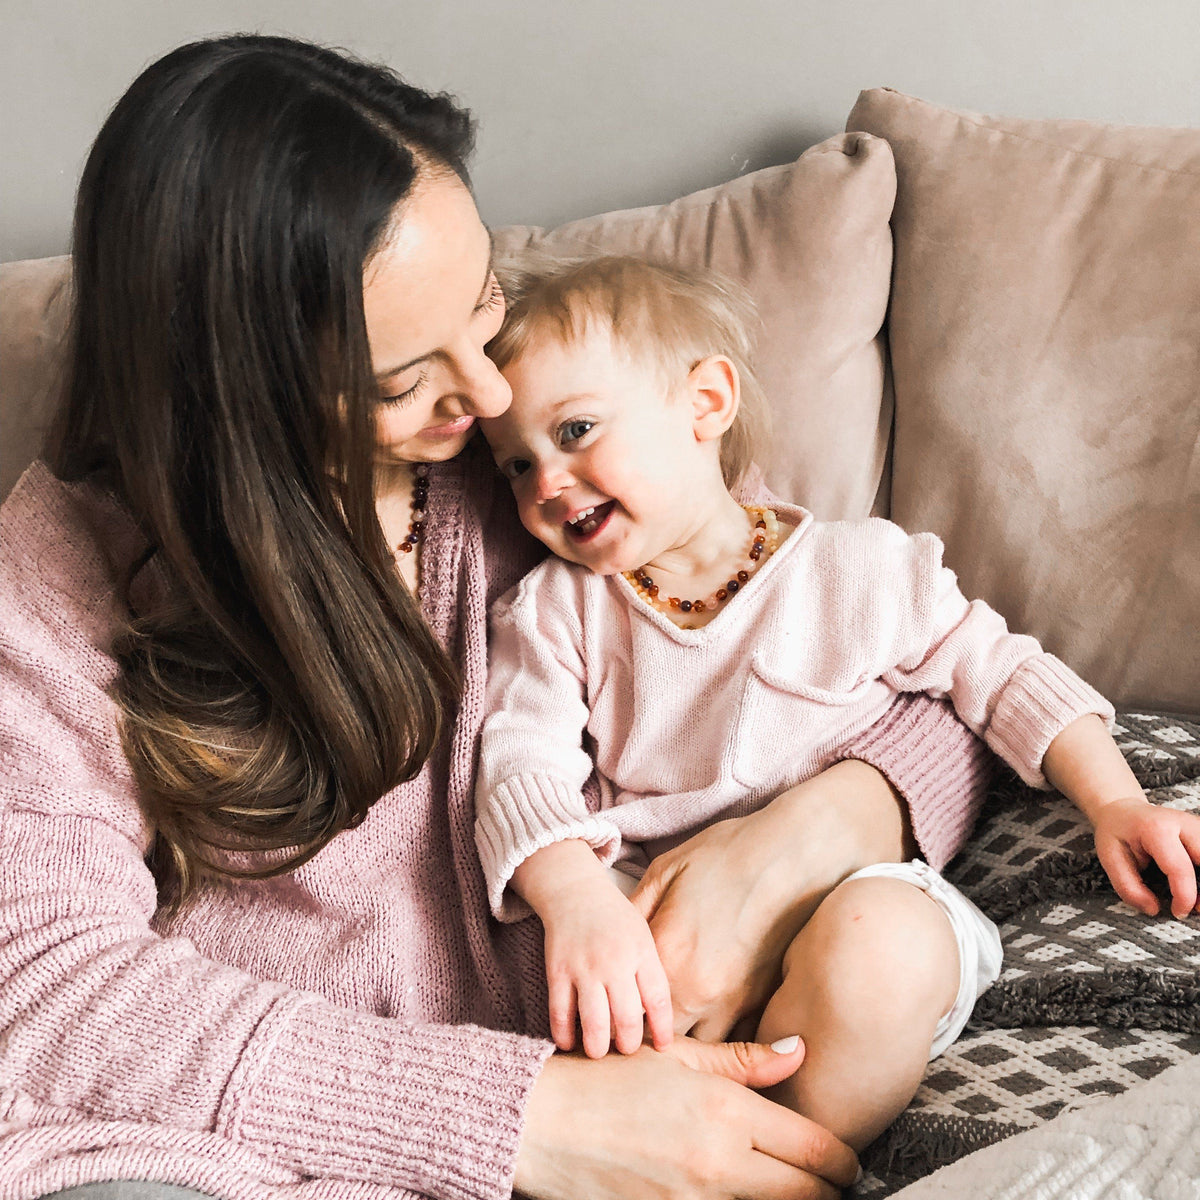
[1043,714,1200,919]
[513,839,674,1058]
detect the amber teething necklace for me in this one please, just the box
[623,506,780,622]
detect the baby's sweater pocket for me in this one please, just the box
[729,650,890,794]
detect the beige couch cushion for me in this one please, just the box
[0,256,70,499]
[849,89,1200,714]
[493,132,897,519]
[2,134,897,521]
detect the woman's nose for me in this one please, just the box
[459,350,513,419]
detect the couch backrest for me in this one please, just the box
[851,89,1200,715]
[0,256,69,499]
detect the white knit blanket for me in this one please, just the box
[889,1055,1200,1199]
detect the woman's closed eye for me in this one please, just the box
[379,371,427,407]
[475,272,504,315]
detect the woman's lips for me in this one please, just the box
[422,414,475,439]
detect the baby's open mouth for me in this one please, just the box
[564,501,615,540]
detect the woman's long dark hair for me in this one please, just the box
[46,36,471,905]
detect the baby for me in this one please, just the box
[474,254,1200,1150]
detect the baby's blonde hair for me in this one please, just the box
[488,252,770,490]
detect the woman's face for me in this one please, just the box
[364,171,512,465]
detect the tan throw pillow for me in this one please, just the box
[493,132,896,520]
[848,89,1200,714]
[0,256,70,500]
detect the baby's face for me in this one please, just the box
[480,323,713,575]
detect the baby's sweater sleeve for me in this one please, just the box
[880,528,1115,788]
[0,485,551,1200]
[475,570,624,921]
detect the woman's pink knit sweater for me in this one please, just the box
[0,444,990,1200]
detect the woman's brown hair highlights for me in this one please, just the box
[46,36,472,905]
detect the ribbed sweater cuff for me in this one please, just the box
[986,654,1116,788]
[834,694,995,871]
[217,993,554,1200]
[476,774,623,921]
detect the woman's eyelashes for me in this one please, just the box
[476,273,504,313]
[379,372,427,406]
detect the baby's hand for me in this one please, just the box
[1092,797,1200,920]
[541,875,674,1058]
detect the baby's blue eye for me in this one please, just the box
[560,419,595,446]
[501,458,531,481]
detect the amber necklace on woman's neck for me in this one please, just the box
[394,462,430,556]
[623,506,781,622]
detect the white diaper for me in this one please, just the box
[844,859,1003,1059]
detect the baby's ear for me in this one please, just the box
[687,355,740,442]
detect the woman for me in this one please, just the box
[0,35,992,1200]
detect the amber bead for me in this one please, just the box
[693,600,706,613]
[716,588,728,601]
[648,584,659,597]
[398,542,413,553]
[669,597,681,609]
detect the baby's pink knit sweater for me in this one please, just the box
[0,447,990,1200]
[476,505,1113,920]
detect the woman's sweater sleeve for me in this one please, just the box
[0,497,552,1200]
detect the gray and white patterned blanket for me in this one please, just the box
[857,712,1200,1197]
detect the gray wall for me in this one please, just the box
[3,0,1198,263]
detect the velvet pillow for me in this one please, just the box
[493,132,897,520]
[848,89,1200,714]
[0,256,70,500]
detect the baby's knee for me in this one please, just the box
[784,876,960,1016]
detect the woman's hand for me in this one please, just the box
[630,759,911,1040]
[513,1035,858,1200]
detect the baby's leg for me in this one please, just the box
[755,862,1001,1151]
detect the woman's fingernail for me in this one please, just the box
[769,1034,800,1054]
